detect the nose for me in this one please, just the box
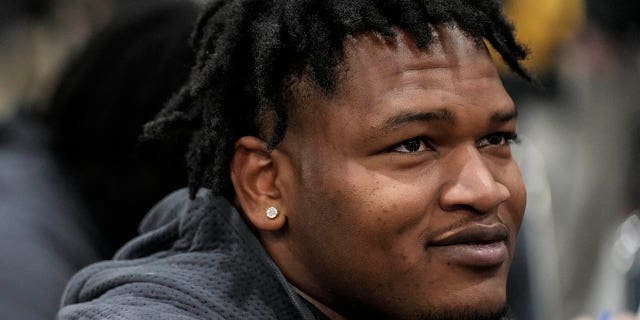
[439,146,510,214]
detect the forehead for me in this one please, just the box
[286,26,513,137]
[342,26,489,82]
[338,27,504,102]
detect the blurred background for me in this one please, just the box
[498,0,640,319]
[0,0,638,319]
[0,0,199,318]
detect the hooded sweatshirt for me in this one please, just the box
[58,189,321,319]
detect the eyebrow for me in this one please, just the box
[489,108,518,124]
[377,107,517,133]
[378,109,455,132]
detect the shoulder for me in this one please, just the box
[58,291,225,319]
[59,190,307,320]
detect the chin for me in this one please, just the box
[418,303,508,320]
[420,273,508,320]
[343,284,508,320]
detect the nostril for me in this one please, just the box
[445,204,484,214]
[439,181,509,214]
[496,183,511,202]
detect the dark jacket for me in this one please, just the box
[58,189,319,319]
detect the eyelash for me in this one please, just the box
[390,137,432,153]
[477,132,519,148]
[390,132,519,153]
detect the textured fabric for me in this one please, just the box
[58,189,317,320]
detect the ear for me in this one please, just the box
[230,136,286,231]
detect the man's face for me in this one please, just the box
[275,26,526,319]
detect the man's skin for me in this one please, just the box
[231,25,527,320]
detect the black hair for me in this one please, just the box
[46,0,198,255]
[143,0,531,199]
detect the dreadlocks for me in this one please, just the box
[143,0,530,199]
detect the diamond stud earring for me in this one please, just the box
[266,207,279,220]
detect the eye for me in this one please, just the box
[391,138,430,153]
[477,132,518,148]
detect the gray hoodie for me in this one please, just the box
[58,189,319,320]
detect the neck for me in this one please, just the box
[293,286,348,320]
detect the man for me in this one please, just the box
[59,1,530,319]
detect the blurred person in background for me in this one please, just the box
[0,0,198,318]
[580,2,640,314]
[558,0,640,317]
[0,0,110,317]
[498,0,640,318]
[45,0,197,256]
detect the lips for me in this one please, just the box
[427,223,510,268]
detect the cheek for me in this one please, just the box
[299,172,435,286]
[501,164,527,233]
[314,161,439,250]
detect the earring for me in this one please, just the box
[266,206,279,220]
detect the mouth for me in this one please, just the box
[427,223,509,268]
